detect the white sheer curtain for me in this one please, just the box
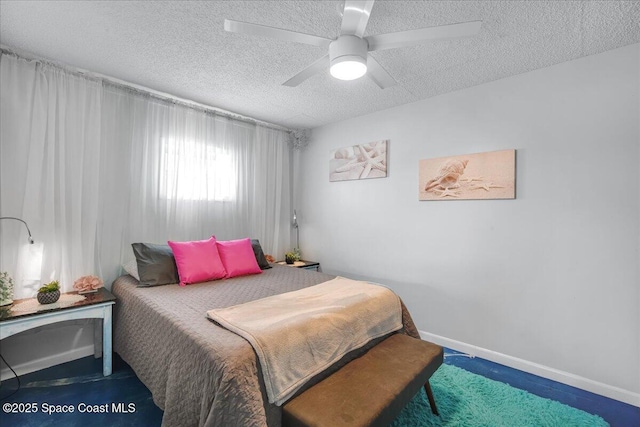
[1,52,292,298]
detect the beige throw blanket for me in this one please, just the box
[206,276,402,405]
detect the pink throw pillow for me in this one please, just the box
[217,238,262,278]
[168,236,226,286]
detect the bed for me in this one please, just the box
[112,263,419,427]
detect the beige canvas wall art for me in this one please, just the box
[330,140,388,182]
[419,149,516,200]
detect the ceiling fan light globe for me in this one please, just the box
[330,57,367,80]
[329,35,368,81]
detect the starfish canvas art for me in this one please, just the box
[330,140,388,182]
[419,149,516,201]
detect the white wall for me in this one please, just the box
[297,44,640,403]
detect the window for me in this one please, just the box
[160,138,236,202]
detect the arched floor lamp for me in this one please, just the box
[0,217,35,305]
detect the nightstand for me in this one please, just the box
[276,260,321,272]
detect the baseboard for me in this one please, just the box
[1,344,95,381]
[2,334,638,408]
[419,330,640,408]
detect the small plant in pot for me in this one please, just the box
[0,271,14,306]
[284,252,296,264]
[37,280,61,304]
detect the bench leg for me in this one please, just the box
[424,381,439,416]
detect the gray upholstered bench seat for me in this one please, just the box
[282,333,443,427]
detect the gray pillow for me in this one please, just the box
[251,239,272,270]
[122,259,140,280]
[132,243,179,287]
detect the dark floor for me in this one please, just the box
[1,349,638,426]
[0,354,162,427]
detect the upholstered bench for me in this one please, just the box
[282,333,443,427]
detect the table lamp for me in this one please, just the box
[292,209,300,255]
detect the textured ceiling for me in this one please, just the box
[1,1,639,129]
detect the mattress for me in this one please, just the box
[112,264,419,427]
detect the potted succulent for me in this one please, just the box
[37,280,61,304]
[0,271,14,306]
[284,252,296,264]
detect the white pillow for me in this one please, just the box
[122,259,140,280]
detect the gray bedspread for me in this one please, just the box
[112,264,419,427]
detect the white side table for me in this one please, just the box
[0,288,116,376]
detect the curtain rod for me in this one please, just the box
[0,46,292,133]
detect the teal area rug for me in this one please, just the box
[392,364,609,427]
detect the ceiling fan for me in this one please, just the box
[224,0,482,89]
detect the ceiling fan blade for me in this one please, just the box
[366,56,396,89]
[224,19,331,48]
[340,0,376,37]
[283,54,330,87]
[366,20,482,51]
